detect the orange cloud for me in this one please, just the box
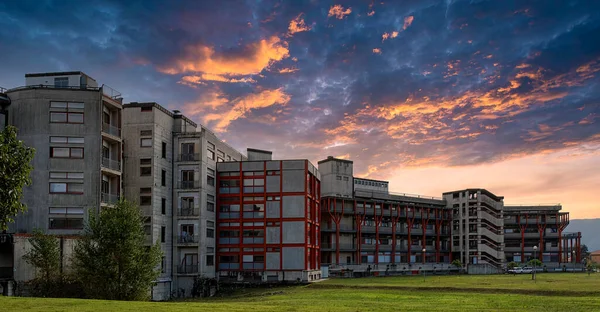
[403,16,414,30]
[372,48,381,54]
[184,88,291,132]
[368,10,375,16]
[382,31,399,42]
[278,68,299,74]
[288,14,311,35]
[328,4,352,19]
[180,74,256,85]
[159,36,289,82]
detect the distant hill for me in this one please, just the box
[567,219,600,252]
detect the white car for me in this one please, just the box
[508,267,523,274]
[521,266,533,273]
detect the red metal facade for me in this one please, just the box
[216,160,320,277]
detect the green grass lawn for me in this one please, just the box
[2,274,599,311]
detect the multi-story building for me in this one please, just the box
[122,102,245,299]
[503,205,579,265]
[215,149,322,283]
[443,189,505,267]
[5,71,123,234]
[319,157,452,269]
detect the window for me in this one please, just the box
[161,226,166,243]
[207,221,215,227]
[162,142,167,158]
[207,201,215,212]
[140,187,151,194]
[140,138,152,147]
[343,176,349,181]
[49,102,84,124]
[140,130,152,136]
[50,136,84,144]
[207,194,215,201]
[182,197,194,209]
[161,198,166,215]
[49,182,83,194]
[49,218,83,229]
[207,228,214,238]
[161,257,165,273]
[140,158,151,165]
[207,175,215,186]
[207,150,215,160]
[227,155,231,161]
[182,143,195,154]
[50,147,83,159]
[140,196,152,206]
[217,150,224,158]
[48,207,84,215]
[161,170,166,186]
[54,77,69,88]
[207,142,215,150]
[207,168,215,176]
[206,255,214,266]
[141,167,151,176]
[243,179,264,193]
[219,179,240,194]
[49,172,84,179]
[217,157,224,162]
[336,176,342,180]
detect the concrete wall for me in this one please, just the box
[318,157,353,198]
[6,88,109,235]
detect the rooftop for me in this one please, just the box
[25,71,96,81]
[318,156,353,164]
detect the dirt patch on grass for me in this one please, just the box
[309,283,599,297]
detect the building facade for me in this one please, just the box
[122,102,245,299]
[319,157,452,269]
[503,205,579,265]
[215,150,322,283]
[443,189,505,267]
[5,72,123,235]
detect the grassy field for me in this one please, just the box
[2,274,600,311]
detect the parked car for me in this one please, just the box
[521,266,533,273]
[508,267,523,274]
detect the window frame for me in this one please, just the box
[49,182,84,194]
[50,147,84,159]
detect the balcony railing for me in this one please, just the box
[177,264,199,274]
[177,208,200,217]
[102,123,121,137]
[101,157,121,171]
[178,181,200,189]
[101,193,119,205]
[177,235,199,244]
[178,153,200,162]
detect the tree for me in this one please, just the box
[0,126,35,230]
[581,244,590,259]
[586,258,596,276]
[528,259,542,267]
[72,200,162,301]
[22,229,61,282]
[451,259,462,272]
[507,261,518,270]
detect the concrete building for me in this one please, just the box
[443,189,505,267]
[5,72,123,234]
[215,149,322,283]
[122,102,245,299]
[503,205,579,265]
[319,157,452,274]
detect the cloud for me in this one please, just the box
[372,48,381,54]
[328,4,352,19]
[278,68,299,73]
[158,36,289,81]
[184,87,291,132]
[403,16,414,30]
[382,31,399,42]
[179,74,256,85]
[288,13,311,35]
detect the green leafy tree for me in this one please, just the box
[72,200,162,301]
[507,261,518,270]
[586,258,596,276]
[528,259,542,267]
[581,245,590,259]
[451,259,462,271]
[22,229,61,282]
[0,126,35,230]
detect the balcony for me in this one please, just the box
[101,193,119,205]
[177,264,199,274]
[178,153,200,162]
[177,235,199,245]
[101,157,121,172]
[177,208,200,217]
[102,123,121,138]
[178,181,200,189]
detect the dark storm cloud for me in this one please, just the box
[1,0,600,178]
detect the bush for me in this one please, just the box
[507,261,518,270]
[24,275,85,298]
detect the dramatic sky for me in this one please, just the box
[1,1,599,218]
